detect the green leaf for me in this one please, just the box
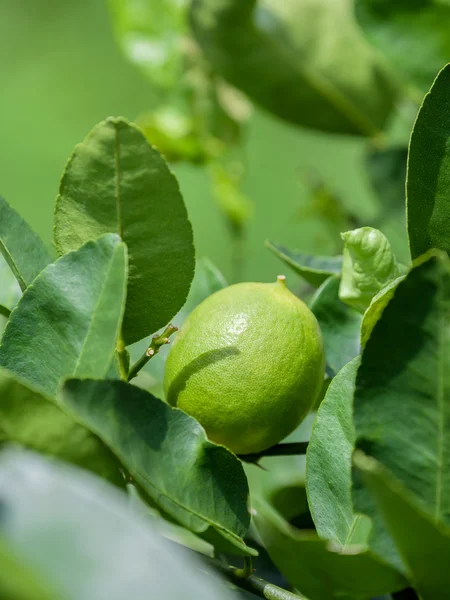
[60,378,256,556]
[265,242,342,287]
[0,368,122,485]
[129,257,227,397]
[0,255,21,337]
[310,277,362,376]
[253,499,406,600]
[306,359,372,546]
[0,234,127,397]
[360,275,405,347]
[0,449,235,600]
[0,536,60,600]
[339,227,405,312]
[54,117,195,345]
[353,251,450,569]
[365,146,408,218]
[190,0,398,136]
[407,64,450,259]
[355,452,450,600]
[356,0,450,93]
[108,0,189,90]
[0,196,51,292]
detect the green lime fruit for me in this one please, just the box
[163,276,325,455]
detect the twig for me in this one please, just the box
[127,324,178,382]
[238,442,309,465]
[0,305,11,319]
[116,335,129,382]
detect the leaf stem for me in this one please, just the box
[238,442,309,465]
[127,324,178,382]
[116,335,129,381]
[0,304,11,319]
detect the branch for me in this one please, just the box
[0,304,11,319]
[209,556,304,600]
[127,324,178,382]
[238,442,309,465]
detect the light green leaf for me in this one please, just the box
[191,0,398,136]
[306,359,372,547]
[360,275,405,347]
[0,536,60,600]
[407,64,450,259]
[0,449,235,600]
[356,0,450,93]
[0,196,51,292]
[108,0,189,90]
[339,227,405,312]
[0,368,122,485]
[0,234,127,397]
[253,499,406,600]
[0,255,21,337]
[356,452,450,600]
[353,251,450,569]
[54,117,195,345]
[60,378,256,557]
[310,277,361,376]
[266,242,342,287]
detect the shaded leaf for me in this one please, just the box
[60,378,255,556]
[356,452,450,600]
[266,242,342,287]
[0,196,51,292]
[356,0,450,92]
[253,499,406,600]
[306,359,372,547]
[310,277,361,376]
[0,368,122,485]
[360,275,405,347]
[191,0,398,136]
[407,64,450,259]
[54,117,195,345]
[365,146,408,218]
[353,251,450,569]
[339,227,405,312]
[0,234,127,397]
[0,449,235,600]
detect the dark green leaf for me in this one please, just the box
[356,452,450,600]
[360,275,405,347]
[353,251,450,569]
[407,64,450,259]
[0,234,127,397]
[0,536,60,600]
[253,499,406,600]
[306,359,372,546]
[356,0,450,93]
[191,0,398,136]
[60,378,255,556]
[310,278,361,376]
[0,368,122,485]
[54,117,195,345]
[365,146,408,218]
[266,242,342,287]
[0,449,235,600]
[0,196,51,292]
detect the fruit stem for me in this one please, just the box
[127,324,178,382]
[238,442,309,465]
[276,274,287,286]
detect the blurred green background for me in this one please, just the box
[0,0,407,284]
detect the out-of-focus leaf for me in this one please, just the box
[407,64,450,259]
[0,368,122,485]
[360,275,405,347]
[0,235,127,397]
[54,117,195,345]
[353,252,450,570]
[0,536,60,600]
[339,227,405,312]
[253,499,406,600]
[210,163,253,231]
[306,359,372,546]
[61,378,256,557]
[108,0,190,90]
[356,452,450,600]
[191,0,398,136]
[310,277,361,376]
[0,196,51,292]
[365,146,408,218]
[0,449,235,600]
[356,0,450,93]
[266,242,342,287]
